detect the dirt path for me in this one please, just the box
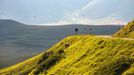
[97,35,134,41]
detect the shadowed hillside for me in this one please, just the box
[114,20,134,38]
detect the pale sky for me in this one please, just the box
[0,0,134,25]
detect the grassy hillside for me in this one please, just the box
[114,20,134,38]
[0,19,122,68]
[0,35,134,75]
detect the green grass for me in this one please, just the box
[114,20,134,38]
[0,35,134,75]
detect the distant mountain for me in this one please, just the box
[0,19,27,31]
[114,20,134,38]
[0,19,123,68]
[0,19,24,26]
[0,19,32,35]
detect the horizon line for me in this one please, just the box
[0,19,125,26]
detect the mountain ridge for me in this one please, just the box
[0,19,123,26]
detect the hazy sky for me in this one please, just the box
[0,0,134,25]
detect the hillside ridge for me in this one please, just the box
[114,20,134,38]
[1,35,134,75]
[0,19,123,68]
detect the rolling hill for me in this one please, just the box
[0,35,134,75]
[0,20,134,75]
[0,19,122,68]
[114,20,134,38]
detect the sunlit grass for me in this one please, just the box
[114,20,134,38]
[0,35,134,75]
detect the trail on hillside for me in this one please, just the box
[97,35,134,41]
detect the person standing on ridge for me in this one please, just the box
[75,28,78,35]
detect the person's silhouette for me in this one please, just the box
[75,28,78,35]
